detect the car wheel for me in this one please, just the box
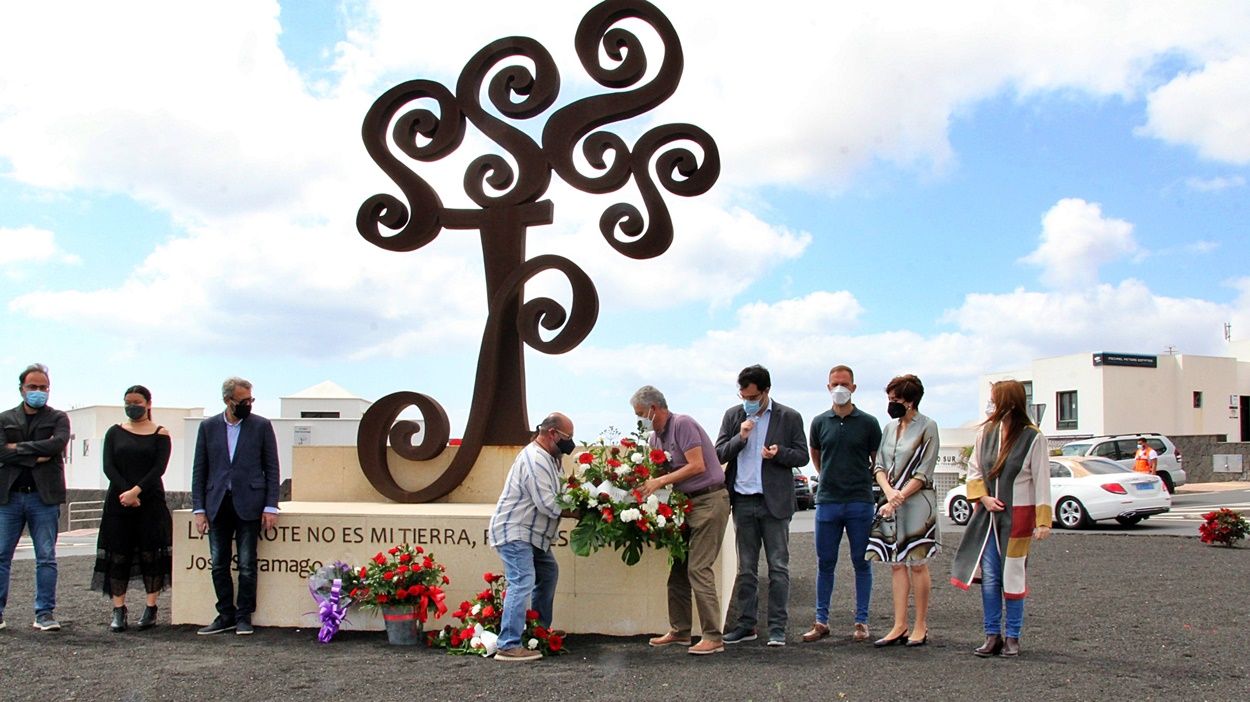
[1056,497,1090,529]
[948,495,972,526]
[1115,515,1144,527]
[1158,472,1175,494]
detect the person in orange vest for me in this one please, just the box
[1132,438,1158,474]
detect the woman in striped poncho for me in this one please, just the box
[950,380,1051,658]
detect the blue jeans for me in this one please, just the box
[979,536,1024,638]
[496,541,558,651]
[814,501,873,625]
[206,497,260,620]
[0,491,61,617]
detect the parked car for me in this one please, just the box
[1059,433,1185,493]
[792,467,815,510]
[941,455,1171,529]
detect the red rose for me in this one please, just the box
[484,572,496,583]
[533,625,548,639]
[423,556,434,569]
[376,593,389,604]
[399,553,412,564]
[607,458,622,468]
[602,507,614,523]
[578,452,593,464]
[526,609,540,621]
[548,633,564,652]
[442,575,450,584]
[650,449,667,464]
[383,570,395,580]
[481,605,496,619]
[372,553,386,565]
[635,465,651,478]
[388,546,400,555]
[620,438,635,448]
[415,546,424,554]
[395,588,409,600]
[478,589,492,600]
[658,503,673,518]
[358,566,368,579]
[409,585,425,597]
[396,565,409,574]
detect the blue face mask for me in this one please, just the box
[742,399,761,416]
[24,390,49,409]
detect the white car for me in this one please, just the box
[941,455,1171,529]
[1059,433,1186,493]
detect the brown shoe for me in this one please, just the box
[852,622,870,641]
[687,638,725,655]
[801,622,830,642]
[1000,636,1020,657]
[495,646,542,662]
[973,633,1003,657]
[648,631,692,647]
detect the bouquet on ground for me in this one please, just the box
[1198,507,1250,547]
[558,431,691,565]
[348,544,450,621]
[308,561,355,643]
[428,572,565,657]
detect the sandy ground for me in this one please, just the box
[3,531,1248,701]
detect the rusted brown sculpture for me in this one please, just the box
[356,0,720,502]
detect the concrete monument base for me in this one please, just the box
[171,500,734,636]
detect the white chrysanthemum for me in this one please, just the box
[630,452,644,463]
[620,508,642,523]
[643,494,661,513]
[615,464,632,477]
[656,515,667,528]
[527,638,540,650]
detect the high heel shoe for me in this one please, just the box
[137,604,158,631]
[873,630,909,647]
[110,606,127,633]
[905,633,929,647]
[973,633,1003,657]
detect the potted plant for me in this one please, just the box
[348,544,450,645]
[1198,508,1249,547]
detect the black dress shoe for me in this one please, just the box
[973,634,1003,657]
[197,616,236,635]
[110,606,127,633]
[873,630,909,647]
[905,633,928,647]
[1000,636,1020,657]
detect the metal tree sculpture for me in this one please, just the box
[356,0,719,502]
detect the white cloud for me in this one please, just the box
[1142,57,1250,165]
[0,226,80,267]
[1185,175,1246,192]
[1020,199,1138,289]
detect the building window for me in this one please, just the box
[300,411,340,418]
[1022,381,1034,407]
[1193,391,1203,409]
[1056,390,1078,430]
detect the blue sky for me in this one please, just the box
[1,1,1248,442]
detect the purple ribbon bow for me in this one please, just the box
[312,578,350,643]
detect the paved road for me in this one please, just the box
[789,485,1250,538]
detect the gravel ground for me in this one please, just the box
[4,531,1248,701]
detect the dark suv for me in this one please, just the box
[792,467,814,509]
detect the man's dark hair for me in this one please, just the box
[737,364,771,392]
[19,363,49,386]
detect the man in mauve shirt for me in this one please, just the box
[633,385,730,656]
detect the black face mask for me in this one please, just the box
[233,400,253,420]
[887,401,907,419]
[556,437,576,455]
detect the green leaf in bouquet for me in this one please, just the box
[570,518,598,557]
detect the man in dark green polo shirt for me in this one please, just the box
[801,364,882,644]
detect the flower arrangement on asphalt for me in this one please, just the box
[346,544,450,622]
[557,431,691,566]
[428,571,565,657]
[1198,507,1250,547]
[307,561,355,643]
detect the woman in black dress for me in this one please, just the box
[91,385,172,632]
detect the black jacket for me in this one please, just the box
[715,400,809,520]
[0,403,70,505]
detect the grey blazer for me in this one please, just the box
[715,400,809,520]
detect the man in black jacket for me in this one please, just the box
[715,364,809,647]
[0,363,70,632]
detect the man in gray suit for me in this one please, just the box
[715,364,809,647]
[191,377,280,636]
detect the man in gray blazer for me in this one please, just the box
[715,364,809,647]
[191,377,280,636]
[0,363,70,632]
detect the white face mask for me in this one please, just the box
[637,410,654,433]
[830,385,853,406]
[985,401,996,416]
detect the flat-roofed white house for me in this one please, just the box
[980,343,1250,442]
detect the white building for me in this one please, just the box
[64,381,372,492]
[981,347,1250,442]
